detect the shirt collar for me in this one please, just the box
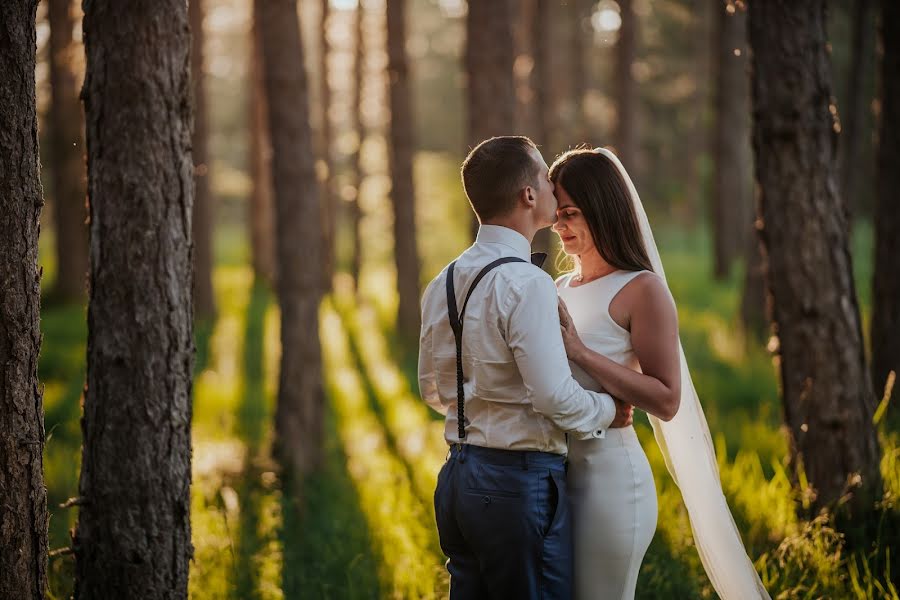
[475,225,532,260]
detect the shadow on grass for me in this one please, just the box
[230,282,379,599]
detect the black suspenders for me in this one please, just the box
[445,253,547,440]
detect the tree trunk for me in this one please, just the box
[386,0,422,345]
[570,0,591,145]
[748,0,881,516]
[0,3,49,597]
[614,0,638,173]
[513,0,538,139]
[249,15,277,285]
[190,0,216,319]
[465,0,516,238]
[872,0,900,419]
[256,0,324,475]
[350,0,365,287]
[74,2,194,597]
[712,0,752,279]
[48,0,88,303]
[838,0,875,221]
[531,0,554,258]
[319,0,335,292]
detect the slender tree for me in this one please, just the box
[248,15,277,285]
[256,0,324,474]
[531,0,555,257]
[350,0,365,286]
[319,0,335,291]
[570,0,592,145]
[748,0,881,515]
[614,0,638,172]
[74,1,194,597]
[0,2,49,596]
[711,0,752,279]
[47,0,88,302]
[386,0,422,345]
[465,0,516,238]
[513,0,538,138]
[190,0,216,319]
[872,0,899,419]
[838,0,875,220]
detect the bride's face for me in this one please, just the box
[552,184,593,256]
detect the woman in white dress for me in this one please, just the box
[547,148,771,600]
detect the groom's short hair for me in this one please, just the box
[461,136,541,222]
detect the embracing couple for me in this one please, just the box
[418,137,770,599]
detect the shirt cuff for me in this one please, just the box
[572,392,615,440]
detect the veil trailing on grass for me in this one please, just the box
[596,148,771,599]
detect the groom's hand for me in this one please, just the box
[609,397,633,428]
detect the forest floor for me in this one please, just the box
[38,155,899,598]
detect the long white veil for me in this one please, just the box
[596,148,770,599]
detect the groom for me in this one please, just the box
[418,136,632,599]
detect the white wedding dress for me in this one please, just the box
[558,270,657,600]
[552,148,769,600]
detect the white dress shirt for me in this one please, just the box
[418,225,616,455]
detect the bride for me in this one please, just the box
[548,148,770,600]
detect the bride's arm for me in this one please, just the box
[558,274,681,421]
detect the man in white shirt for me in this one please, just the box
[419,136,632,599]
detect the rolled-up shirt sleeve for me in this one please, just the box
[505,275,616,437]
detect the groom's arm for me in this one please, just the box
[505,274,616,438]
[418,280,448,416]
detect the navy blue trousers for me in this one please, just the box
[434,444,574,600]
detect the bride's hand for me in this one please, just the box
[558,297,588,362]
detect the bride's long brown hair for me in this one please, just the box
[549,148,654,273]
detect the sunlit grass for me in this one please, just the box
[332,278,446,511]
[321,299,447,598]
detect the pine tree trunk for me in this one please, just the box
[74,1,194,597]
[839,0,875,221]
[48,0,88,303]
[319,0,335,292]
[712,0,752,279]
[513,0,538,139]
[350,0,365,287]
[190,0,216,319]
[748,0,882,515]
[872,0,900,419]
[0,3,49,597]
[614,0,638,173]
[570,0,591,145]
[531,0,554,258]
[386,0,422,345]
[465,0,516,238]
[249,15,277,285]
[256,0,324,475]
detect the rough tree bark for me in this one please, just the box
[386,0,422,345]
[465,0,516,238]
[614,0,638,173]
[0,2,49,597]
[48,0,88,302]
[350,0,365,287]
[712,0,752,279]
[74,2,194,597]
[249,15,277,285]
[838,0,875,220]
[748,0,882,515]
[190,0,217,319]
[256,0,324,474]
[872,0,899,419]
